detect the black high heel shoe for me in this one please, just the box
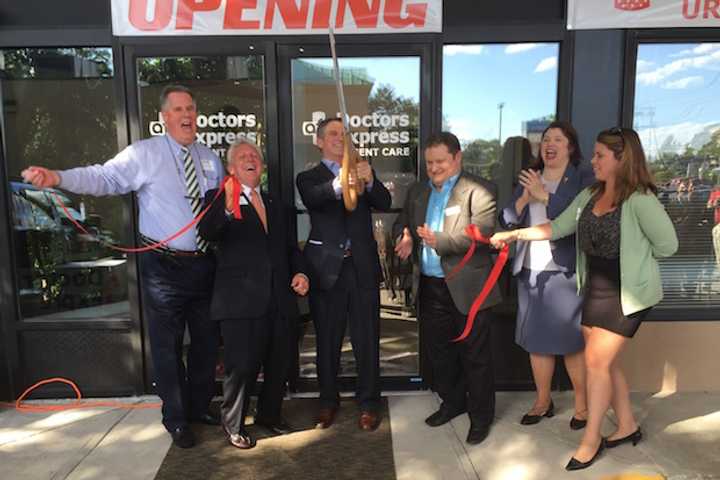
[604,428,642,448]
[569,412,587,430]
[565,439,605,471]
[520,400,554,425]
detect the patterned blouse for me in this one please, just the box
[578,195,622,259]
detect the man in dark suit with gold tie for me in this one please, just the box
[393,131,501,445]
[296,118,392,431]
[199,138,309,449]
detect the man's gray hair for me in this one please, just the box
[160,85,196,110]
[227,136,264,164]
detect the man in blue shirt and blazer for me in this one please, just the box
[393,131,501,445]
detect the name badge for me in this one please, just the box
[445,205,461,217]
[201,158,216,173]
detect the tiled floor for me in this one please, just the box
[1,391,719,479]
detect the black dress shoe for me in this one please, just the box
[466,423,491,445]
[191,412,221,426]
[565,440,605,471]
[604,428,642,448]
[254,416,295,435]
[170,426,196,449]
[424,408,465,427]
[569,416,587,430]
[520,401,554,425]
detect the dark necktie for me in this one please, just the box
[181,146,208,252]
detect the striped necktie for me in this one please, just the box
[181,146,208,252]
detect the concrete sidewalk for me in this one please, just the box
[1,391,719,479]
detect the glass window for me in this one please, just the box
[1,48,129,321]
[291,57,420,210]
[442,43,560,203]
[291,56,421,378]
[136,55,266,185]
[633,42,720,310]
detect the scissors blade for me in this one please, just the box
[328,27,350,132]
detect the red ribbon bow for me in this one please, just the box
[445,224,509,342]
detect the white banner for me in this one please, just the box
[111,0,442,36]
[568,0,720,30]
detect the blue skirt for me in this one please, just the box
[515,268,584,355]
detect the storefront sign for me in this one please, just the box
[568,0,720,29]
[301,110,412,157]
[149,111,259,158]
[111,0,442,36]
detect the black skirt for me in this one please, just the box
[581,255,650,338]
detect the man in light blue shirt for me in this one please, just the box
[22,85,222,449]
[393,132,501,446]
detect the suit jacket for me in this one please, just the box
[499,163,595,274]
[296,162,392,291]
[198,188,307,321]
[393,171,502,314]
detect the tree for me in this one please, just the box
[462,138,501,179]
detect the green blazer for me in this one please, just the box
[550,187,678,315]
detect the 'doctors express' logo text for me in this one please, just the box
[301,111,412,157]
[149,112,258,155]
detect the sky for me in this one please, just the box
[442,43,559,144]
[299,57,420,101]
[633,43,720,159]
[304,45,561,145]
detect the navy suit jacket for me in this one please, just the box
[499,163,595,274]
[296,162,392,291]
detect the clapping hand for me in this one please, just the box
[416,223,437,249]
[518,169,548,203]
[394,227,413,260]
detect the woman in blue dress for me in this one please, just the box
[500,121,595,429]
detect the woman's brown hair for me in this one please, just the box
[591,127,657,205]
[530,120,583,170]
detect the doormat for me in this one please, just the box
[155,398,396,480]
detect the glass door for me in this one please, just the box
[278,42,433,391]
[122,42,274,390]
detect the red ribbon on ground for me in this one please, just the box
[51,185,224,254]
[445,224,509,342]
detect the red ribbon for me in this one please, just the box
[445,224,509,342]
[50,185,224,254]
[223,175,243,220]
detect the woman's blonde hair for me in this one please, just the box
[591,127,656,205]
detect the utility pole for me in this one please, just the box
[497,102,505,160]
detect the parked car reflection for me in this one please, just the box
[10,180,128,319]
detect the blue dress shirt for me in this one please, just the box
[421,174,460,277]
[58,134,223,251]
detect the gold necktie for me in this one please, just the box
[250,189,267,232]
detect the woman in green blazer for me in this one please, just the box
[490,127,678,471]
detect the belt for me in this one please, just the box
[140,234,207,257]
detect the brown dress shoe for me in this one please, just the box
[359,411,380,431]
[316,407,338,429]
